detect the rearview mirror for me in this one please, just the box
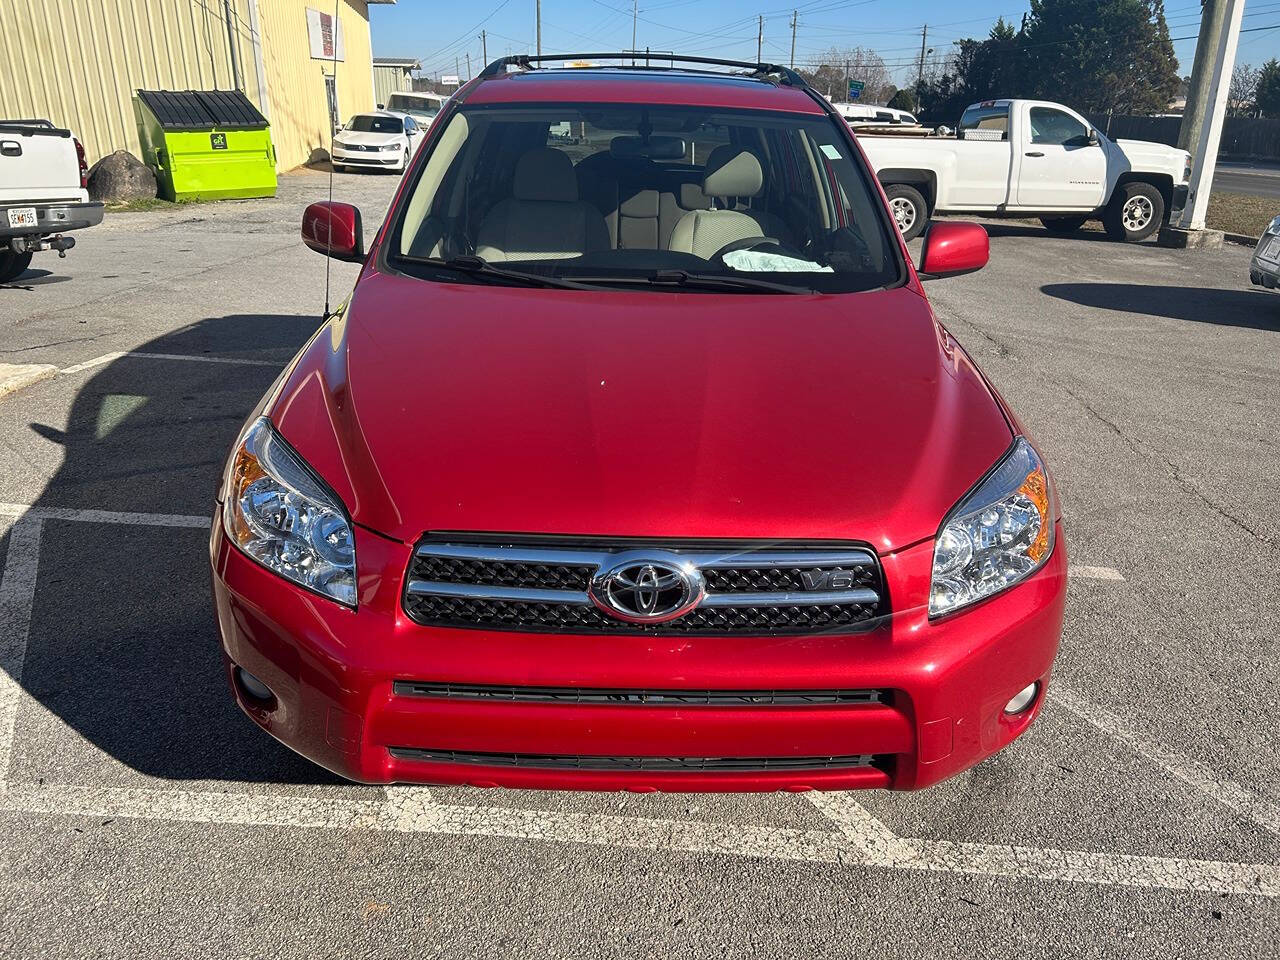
[302,201,365,262]
[918,221,988,280]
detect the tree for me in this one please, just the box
[797,47,894,104]
[1256,59,1280,119]
[1019,0,1179,115]
[1230,63,1260,117]
[887,88,918,112]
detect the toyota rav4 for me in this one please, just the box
[211,55,1067,792]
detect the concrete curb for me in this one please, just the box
[1223,231,1260,246]
[0,363,58,400]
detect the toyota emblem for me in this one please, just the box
[589,554,704,624]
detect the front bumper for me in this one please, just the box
[1251,233,1280,289]
[332,145,402,168]
[0,200,103,238]
[211,507,1067,792]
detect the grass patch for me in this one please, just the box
[1205,192,1273,238]
[103,196,209,213]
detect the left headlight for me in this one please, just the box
[220,417,357,607]
[381,142,401,151]
[929,438,1056,618]
[1268,215,1280,236]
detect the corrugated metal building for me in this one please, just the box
[0,0,392,171]
[373,56,418,109]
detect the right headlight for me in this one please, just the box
[220,417,357,607]
[1268,215,1280,236]
[929,438,1056,618]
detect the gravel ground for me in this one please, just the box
[0,171,1277,958]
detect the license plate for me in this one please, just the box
[1265,237,1280,262]
[6,207,37,229]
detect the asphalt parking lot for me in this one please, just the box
[1,171,1278,958]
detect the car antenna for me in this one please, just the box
[323,0,339,318]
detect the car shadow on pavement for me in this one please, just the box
[0,268,70,290]
[1041,282,1280,331]
[978,223,1116,243]
[7,312,356,786]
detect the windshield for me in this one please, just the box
[391,102,901,294]
[387,94,440,121]
[348,115,403,134]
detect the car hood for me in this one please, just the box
[335,131,401,146]
[268,269,1013,552]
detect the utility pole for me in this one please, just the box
[456,55,461,81]
[480,30,487,65]
[844,61,849,101]
[757,15,763,63]
[1175,0,1245,232]
[1179,0,1226,152]
[466,52,471,80]
[536,0,541,57]
[789,10,796,70]
[916,25,928,92]
[632,0,638,63]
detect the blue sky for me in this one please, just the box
[370,0,1280,91]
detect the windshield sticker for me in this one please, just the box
[819,144,841,160]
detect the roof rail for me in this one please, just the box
[475,53,809,89]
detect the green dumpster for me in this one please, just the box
[135,89,276,201]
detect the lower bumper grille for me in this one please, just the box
[393,680,885,706]
[403,538,886,635]
[388,747,882,772]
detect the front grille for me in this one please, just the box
[388,746,882,772]
[403,539,887,636]
[393,680,885,706]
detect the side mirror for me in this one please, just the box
[377,103,384,109]
[302,201,365,262]
[918,221,988,280]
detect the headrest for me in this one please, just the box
[702,145,764,198]
[513,148,578,202]
[610,135,686,160]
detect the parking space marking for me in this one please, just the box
[1,503,1277,898]
[1054,685,1280,839]
[59,351,280,375]
[0,517,42,781]
[1067,565,1126,581]
[1,780,1275,898]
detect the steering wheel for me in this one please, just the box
[708,235,782,262]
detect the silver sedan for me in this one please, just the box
[1251,215,1280,290]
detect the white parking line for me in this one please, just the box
[59,351,280,375]
[1,503,1276,898]
[1067,565,1126,581]
[1054,685,1280,839]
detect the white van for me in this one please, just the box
[382,91,448,127]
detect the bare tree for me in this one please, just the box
[798,47,894,104]
[1229,62,1260,117]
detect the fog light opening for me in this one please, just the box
[235,667,274,703]
[1004,681,1039,716]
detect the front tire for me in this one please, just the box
[1041,215,1088,234]
[0,250,33,283]
[884,184,929,241]
[1103,182,1164,242]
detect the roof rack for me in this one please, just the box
[475,53,810,89]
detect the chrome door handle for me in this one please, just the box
[1025,151,1045,157]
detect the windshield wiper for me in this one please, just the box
[396,254,598,290]
[645,269,811,294]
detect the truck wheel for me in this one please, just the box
[0,250,33,284]
[1040,216,1088,234]
[884,184,929,241]
[1103,182,1164,242]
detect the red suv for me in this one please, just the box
[211,55,1066,792]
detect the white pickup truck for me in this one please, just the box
[0,119,103,282]
[858,99,1191,242]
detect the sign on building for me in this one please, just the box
[306,7,346,61]
[441,75,461,87]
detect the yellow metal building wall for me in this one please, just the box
[256,0,374,169]
[0,0,264,166]
[0,0,374,171]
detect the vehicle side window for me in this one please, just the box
[958,104,1009,141]
[404,118,418,134]
[1028,108,1089,146]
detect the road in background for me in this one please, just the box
[1,180,1278,958]
[1215,161,1280,200]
